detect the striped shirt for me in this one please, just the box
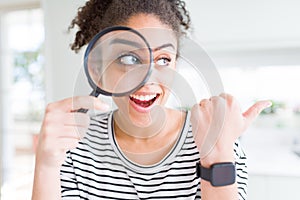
[60,111,248,199]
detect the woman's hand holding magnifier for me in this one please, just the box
[35,96,109,169]
[32,96,109,200]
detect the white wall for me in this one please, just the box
[41,0,89,102]
[185,0,300,69]
[0,0,39,195]
[0,0,38,9]
[186,0,300,49]
[248,175,300,199]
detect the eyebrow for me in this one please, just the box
[153,43,175,52]
[110,38,175,52]
[110,38,143,49]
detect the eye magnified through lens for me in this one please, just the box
[84,26,153,97]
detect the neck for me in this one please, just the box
[113,106,167,138]
[113,108,187,165]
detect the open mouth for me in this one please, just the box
[129,93,160,108]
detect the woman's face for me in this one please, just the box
[113,14,178,126]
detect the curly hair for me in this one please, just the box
[69,0,191,53]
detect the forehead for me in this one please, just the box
[122,14,178,51]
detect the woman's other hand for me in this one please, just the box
[191,93,271,166]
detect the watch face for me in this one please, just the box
[211,163,236,187]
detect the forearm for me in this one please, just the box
[32,164,61,200]
[201,181,238,200]
[200,146,238,200]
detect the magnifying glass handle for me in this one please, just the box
[77,90,100,113]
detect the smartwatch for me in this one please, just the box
[196,161,236,187]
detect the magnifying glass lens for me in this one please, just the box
[86,28,151,96]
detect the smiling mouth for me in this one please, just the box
[129,93,160,108]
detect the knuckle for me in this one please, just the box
[191,104,199,112]
[200,98,209,102]
[199,99,209,107]
[210,95,217,100]
[226,98,233,107]
[209,96,220,103]
[225,95,236,107]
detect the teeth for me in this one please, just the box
[130,94,157,101]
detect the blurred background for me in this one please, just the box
[0,0,299,199]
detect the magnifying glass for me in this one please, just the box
[79,26,153,112]
[85,26,153,96]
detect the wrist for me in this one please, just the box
[33,162,62,200]
[200,145,235,167]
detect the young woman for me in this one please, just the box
[32,0,271,199]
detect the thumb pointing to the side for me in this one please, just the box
[243,100,272,129]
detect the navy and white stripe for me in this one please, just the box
[61,111,248,199]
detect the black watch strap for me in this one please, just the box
[196,161,210,181]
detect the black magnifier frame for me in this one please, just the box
[83,26,154,98]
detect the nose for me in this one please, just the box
[144,65,175,89]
